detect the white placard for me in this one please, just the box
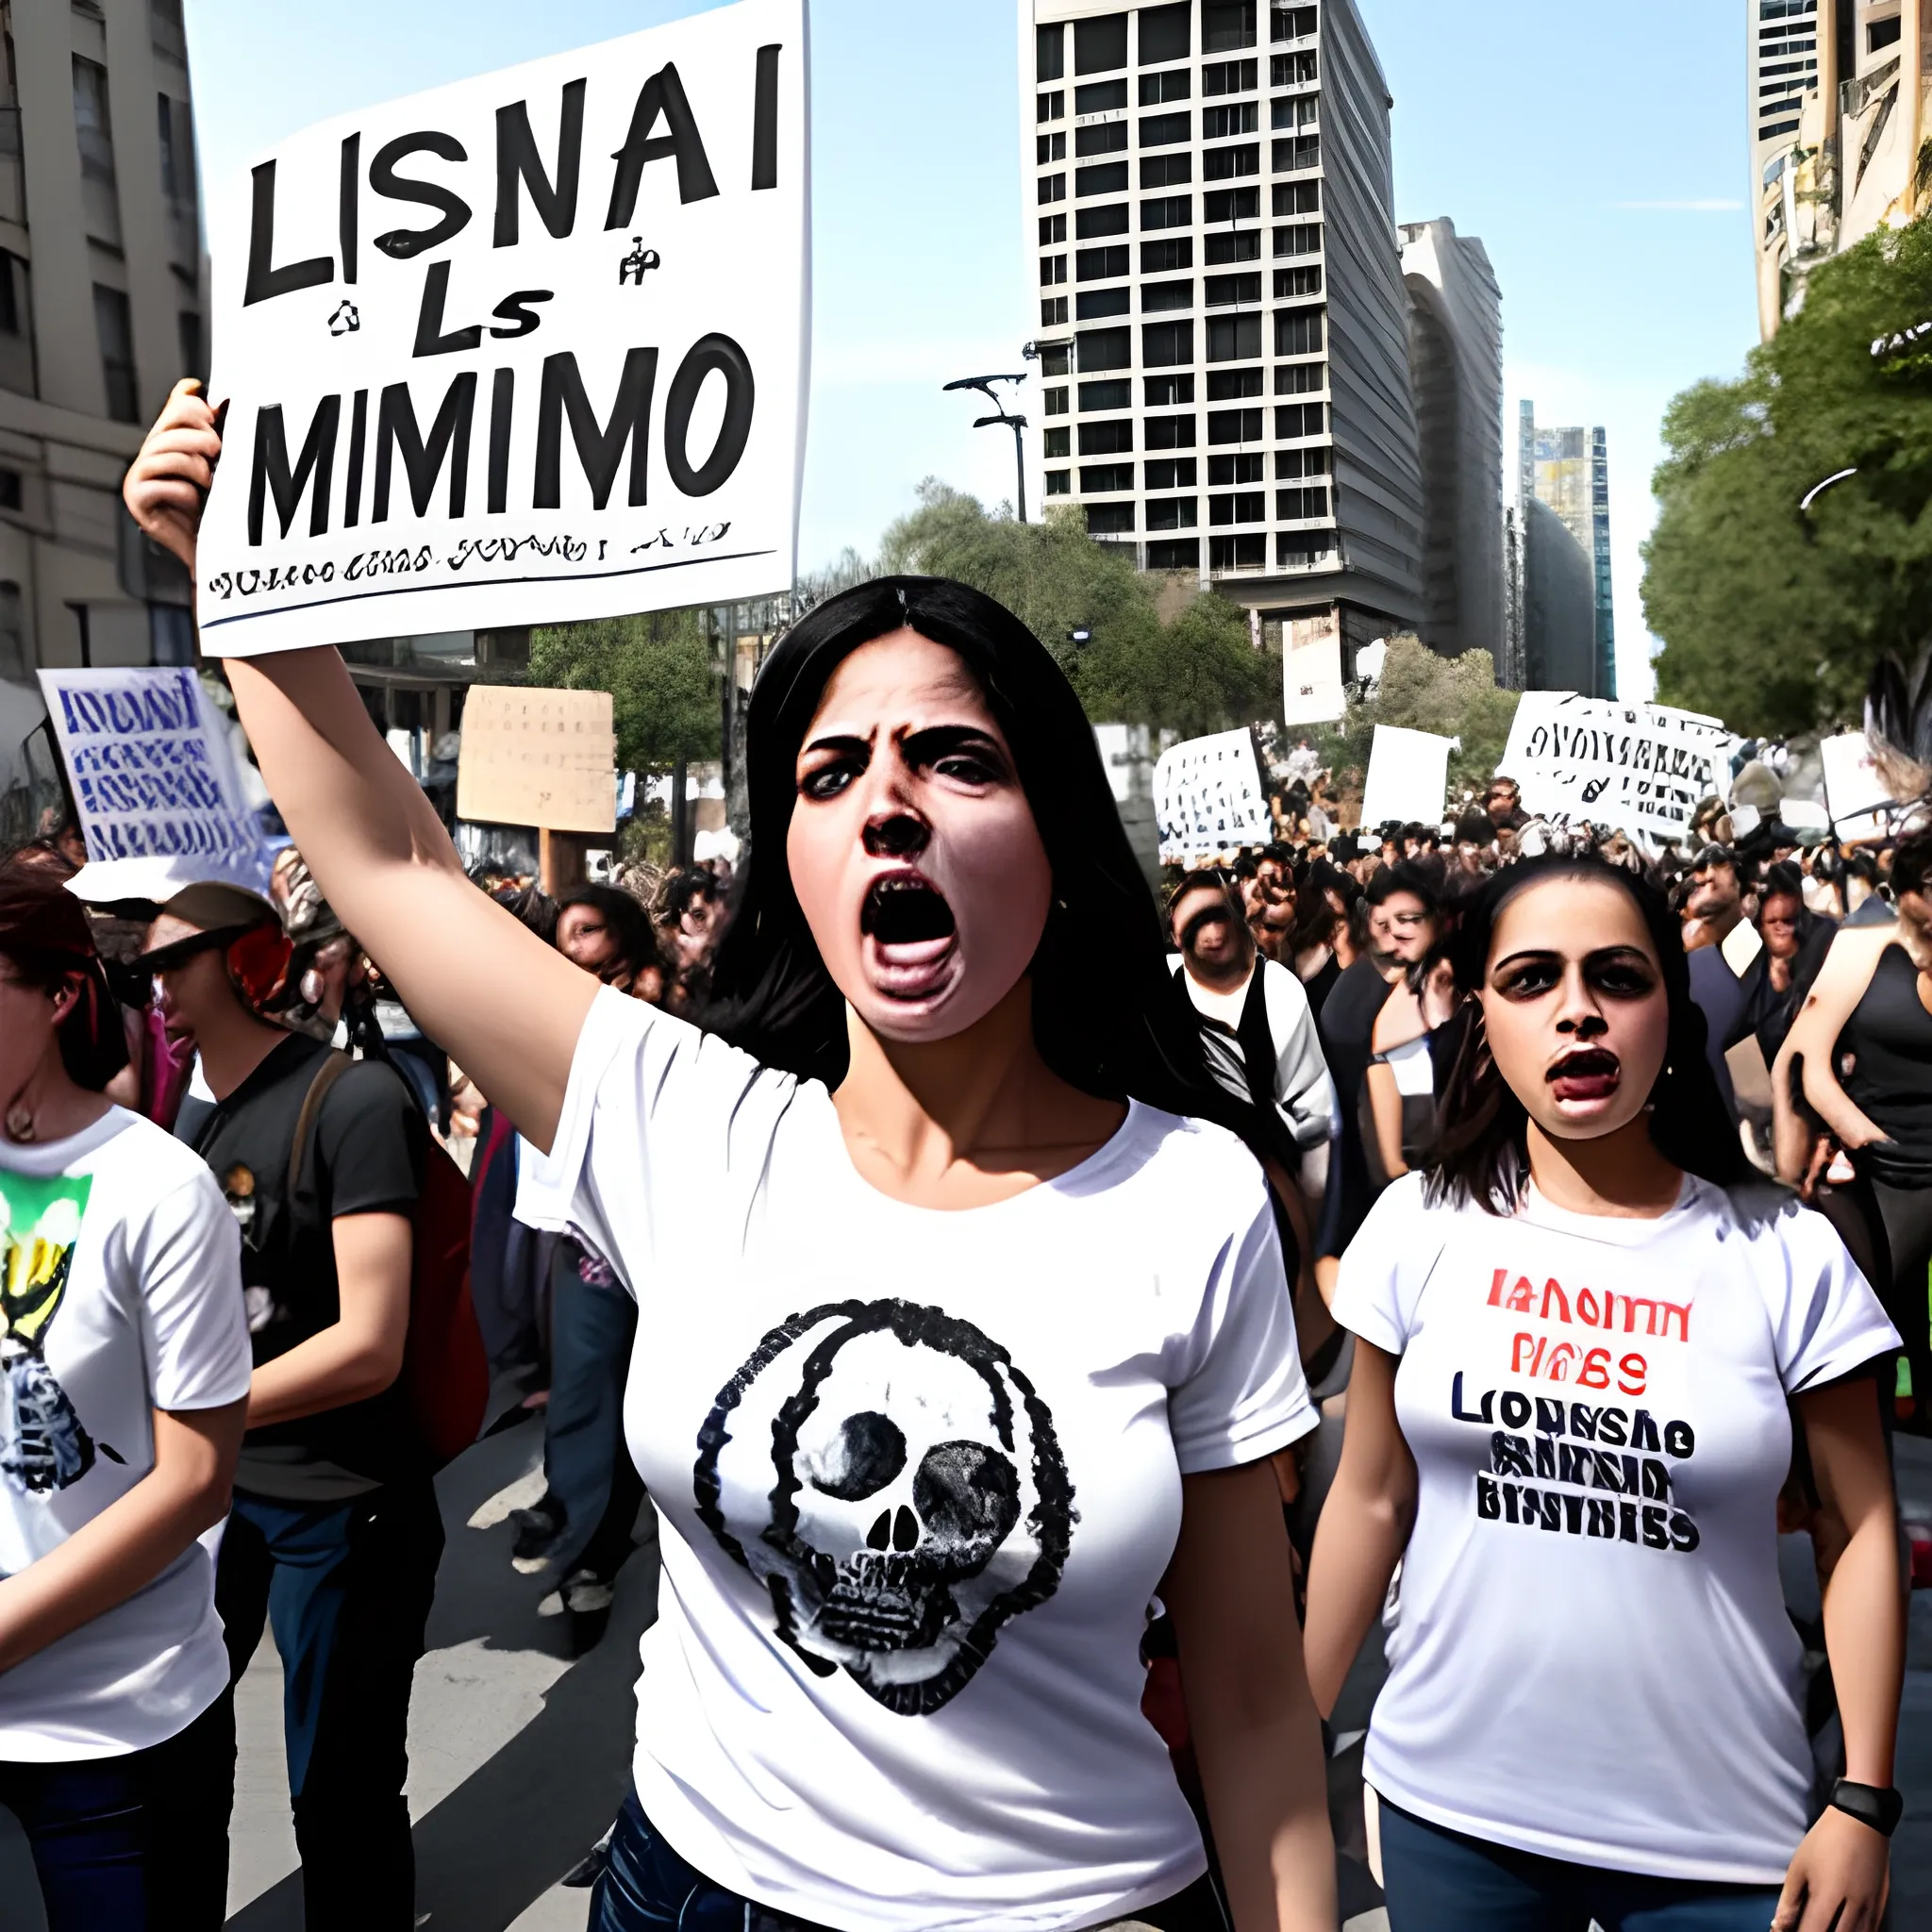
[1282,611,1345,725]
[1820,729,1901,842]
[197,0,808,656]
[1154,728,1271,864]
[39,667,270,898]
[1499,691,1731,843]
[1359,724,1452,830]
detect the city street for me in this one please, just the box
[2,1411,1924,1928]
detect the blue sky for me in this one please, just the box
[185,1,1757,698]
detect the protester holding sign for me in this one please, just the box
[0,857,252,1932]
[1304,857,1903,1931]
[125,392,1339,1932]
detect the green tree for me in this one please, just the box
[878,481,1274,734]
[1643,216,1932,736]
[1315,635,1520,813]
[527,608,719,773]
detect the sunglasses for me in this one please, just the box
[139,927,244,976]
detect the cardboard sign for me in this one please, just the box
[1154,729,1271,863]
[1820,729,1901,842]
[196,0,808,656]
[38,667,270,897]
[1359,724,1451,830]
[1282,611,1346,726]
[457,685,616,832]
[1500,692,1731,843]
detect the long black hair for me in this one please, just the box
[1424,854,1750,1213]
[704,575,1298,1173]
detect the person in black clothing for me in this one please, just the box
[142,883,437,1930]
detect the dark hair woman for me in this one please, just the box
[1303,855,1904,1932]
[126,378,1337,1932]
[556,884,664,1003]
[0,855,252,1929]
[1775,825,1932,1432]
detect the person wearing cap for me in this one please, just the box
[0,853,251,1929]
[143,881,435,1928]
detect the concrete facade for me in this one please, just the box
[1020,0,1424,677]
[1398,216,1504,667]
[1516,401,1615,698]
[1752,1,1932,339]
[0,0,205,686]
[1521,496,1596,695]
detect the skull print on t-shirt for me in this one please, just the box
[694,1298,1076,1715]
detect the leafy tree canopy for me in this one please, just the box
[1643,216,1932,736]
[527,608,719,772]
[1314,635,1520,811]
[878,481,1274,737]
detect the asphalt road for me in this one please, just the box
[0,1417,1927,1929]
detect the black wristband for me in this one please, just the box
[1830,1780,1904,1838]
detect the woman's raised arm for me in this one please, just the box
[125,383,593,1150]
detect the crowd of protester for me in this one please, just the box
[0,369,1916,1932]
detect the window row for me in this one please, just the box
[1135,536,1322,573]
[1071,309,1324,371]
[1040,438,1327,482]
[1036,4,1259,82]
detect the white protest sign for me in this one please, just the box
[38,667,270,899]
[1154,729,1271,863]
[1500,691,1731,843]
[1282,610,1345,725]
[197,0,808,656]
[1820,729,1900,842]
[1358,724,1451,830]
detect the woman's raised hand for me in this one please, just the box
[123,377,221,574]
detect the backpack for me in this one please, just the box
[291,1053,489,1469]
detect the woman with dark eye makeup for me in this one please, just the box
[121,376,1340,1932]
[1303,857,1906,1932]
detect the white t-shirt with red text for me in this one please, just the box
[1332,1172,1897,1884]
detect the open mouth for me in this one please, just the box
[1547,1047,1621,1104]
[860,873,958,1000]
[862,873,957,945]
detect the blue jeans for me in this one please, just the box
[1378,1798,1786,1931]
[216,1479,444,1931]
[590,1786,1228,1932]
[0,1688,234,1931]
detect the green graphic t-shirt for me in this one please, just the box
[0,1110,251,1760]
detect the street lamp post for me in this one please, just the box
[943,372,1031,522]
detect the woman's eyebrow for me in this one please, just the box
[799,731,871,758]
[1491,948,1559,972]
[900,724,1008,758]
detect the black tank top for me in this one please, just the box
[1841,942,1932,1185]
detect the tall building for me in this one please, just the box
[0,0,206,682]
[1509,402,1612,697]
[1021,0,1424,675]
[1398,216,1504,666]
[1751,1,1932,339]
[1516,403,1614,698]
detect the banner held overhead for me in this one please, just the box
[1500,691,1732,844]
[196,0,808,656]
[1154,729,1271,865]
[1359,724,1452,830]
[39,666,271,899]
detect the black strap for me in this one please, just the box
[1830,1780,1904,1838]
[288,1052,355,1208]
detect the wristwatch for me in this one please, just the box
[1829,1779,1905,1838]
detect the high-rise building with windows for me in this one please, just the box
[1750,2,1932,340]
[1020,0,1424,675]
[0,0,206,683]
[1399,216,1504,668]
[1515,402,1614,698]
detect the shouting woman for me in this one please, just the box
[125,381,1337,1932]
[1305,856,1904,1932]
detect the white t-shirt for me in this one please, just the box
[0,1108,252,1759]
[1332,1172,1899,1885]
[519,989,1314,1932]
